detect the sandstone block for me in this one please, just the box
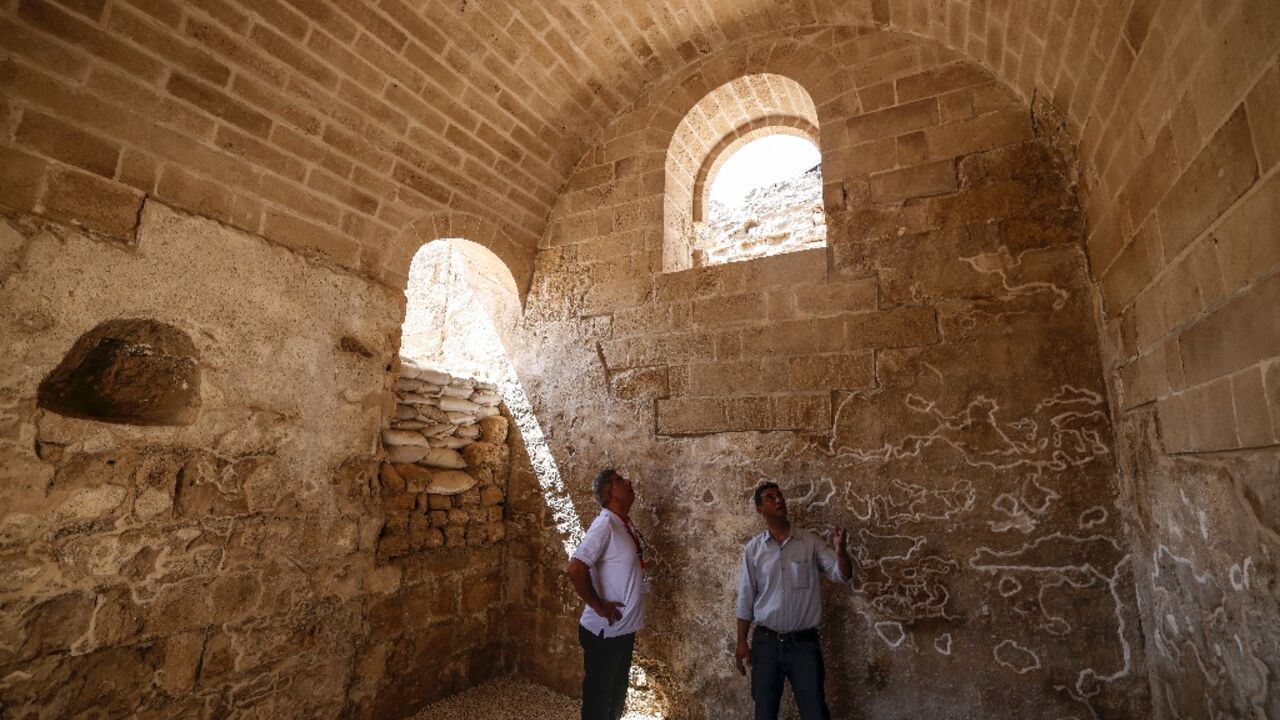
[1178,271,1280,386]
[683,360,769,397]
[465,523,487,547]
[739,317,844,357]
[478,416,508,443]
[788,353,875,391]
[608,366,669,400]
[429,510,448,526]
[16,109,120,178]
[656,397,726,435]
[458,487,481,507]
[693,292,766,328]
[923,109,1033,161]
[772,394,833,432]
[793,279,877,317]
[444,525,465,547]
[487,521,505,542]
[448,509,470,526]
[1099,221,1162,313]
[462,441,505,469]
[1246,63,1279,171]
[1157,107,1259,260]
[846,307,939,349]
[870,159,958,202]
[1231,366,1276,447]
[161,631,206,694]
[895,62,992,103]
[480,485,505,506]
[1213,172,1280,294]
[846,97,940,144]
[42,163,144,239]
[0,145,48,212]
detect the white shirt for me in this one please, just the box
[572,509,647,638]
[735,527,850,633]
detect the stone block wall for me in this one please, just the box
[514,27,1148,719]
[0,202,512,719]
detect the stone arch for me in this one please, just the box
[388,213,533,303]
[692,116,820,223]
[648,37,850,272]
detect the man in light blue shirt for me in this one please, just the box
[735,481,852,720]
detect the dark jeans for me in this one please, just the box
[578,624,635,720]
[750,627,831,720]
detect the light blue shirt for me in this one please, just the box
[735,527,850,632]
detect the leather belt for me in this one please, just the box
[755,626,820,642]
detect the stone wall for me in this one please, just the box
[518,27,1149,719]
[0,201,510,719]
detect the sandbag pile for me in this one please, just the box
[384,362,503,465]
[377,360,512,555]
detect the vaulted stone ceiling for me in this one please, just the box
[399,0,1266,254]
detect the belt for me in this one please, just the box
[755,626,820,642]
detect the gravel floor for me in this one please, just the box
[407,677,665,720]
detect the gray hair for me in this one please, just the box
[592,467,617,507]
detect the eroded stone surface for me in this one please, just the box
[0,202,514,719]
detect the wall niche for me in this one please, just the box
[37,319,200,426]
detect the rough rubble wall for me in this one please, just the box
[695,167,827,267]
[515,28,1151,719]
[0,202,509,719]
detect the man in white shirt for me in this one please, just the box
[566,468,648,720]
[734,481,852,720]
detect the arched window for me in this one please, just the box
[401,237,521,380]
[664,74,827,271]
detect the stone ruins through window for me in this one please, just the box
[663,73,828,272]
[698,133,826,267]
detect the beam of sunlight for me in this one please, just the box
[406,240,584,555]
[406,240,665,718]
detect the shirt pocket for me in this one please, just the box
[788,559,811,589]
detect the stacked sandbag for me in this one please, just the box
[377,359,511,556]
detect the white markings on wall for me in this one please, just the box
[875,621,907,648]
[994,640,1041,674]
[934,633,953,656]
[998,576,1022,597]
[1078,506,1107,530]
